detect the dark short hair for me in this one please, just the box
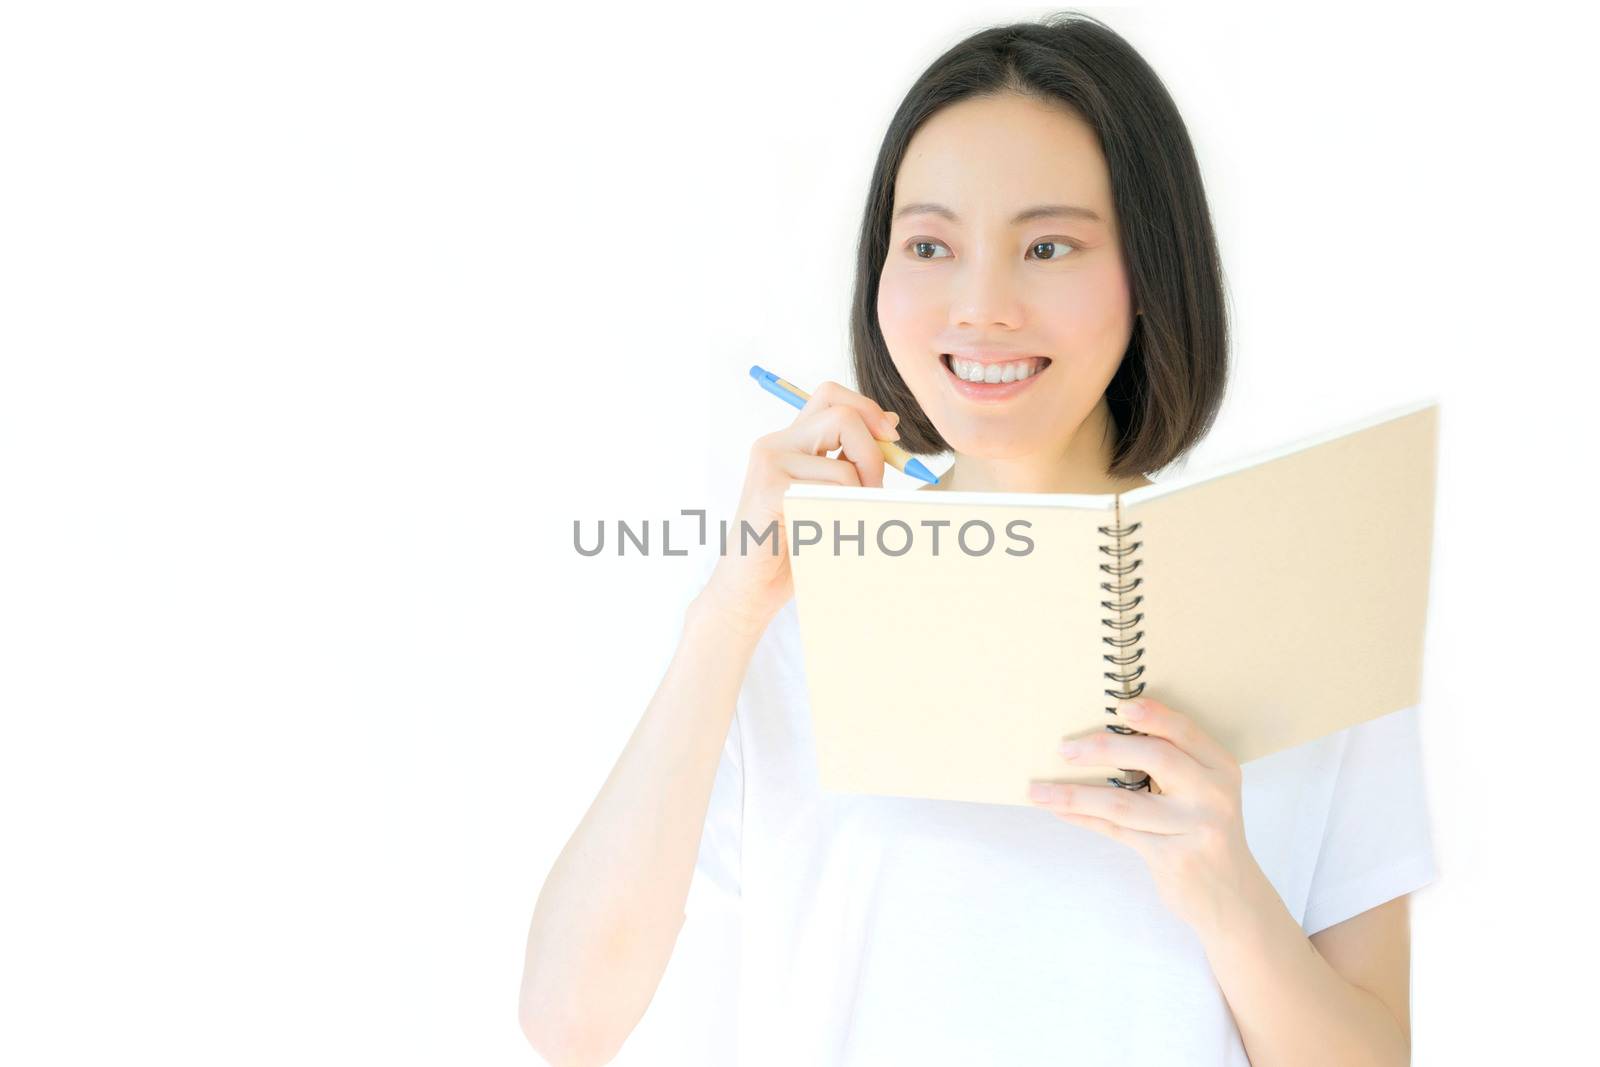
[850,10,1230,480]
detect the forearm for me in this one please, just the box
[1195,863,1409,1067]
[520,593,765,1063]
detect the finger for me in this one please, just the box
[1048,810,1147,849]
[1113,696,1236,773]
[786,406,886,487]
[795,379,899,439]
[1058,730,1205,794]
[829,408,887,488]
[775,451,862,488]
[1028,780,1183,834]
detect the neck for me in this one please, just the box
[930,400,1153,495]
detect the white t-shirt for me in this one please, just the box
[675,592,1438,1066]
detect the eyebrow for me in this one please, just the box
[892,202,1104,225]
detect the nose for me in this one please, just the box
[947,249,1025,331]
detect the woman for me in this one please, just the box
[521,12,1435,1066]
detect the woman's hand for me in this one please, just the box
[1027,695,1270,937]
[699,380,900,639]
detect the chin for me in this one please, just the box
[932,423,1056,460]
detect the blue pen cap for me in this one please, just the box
[749,364,806,410]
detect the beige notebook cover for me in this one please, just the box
[781,399,1440,807]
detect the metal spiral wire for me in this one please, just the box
[1097,512,1151,791]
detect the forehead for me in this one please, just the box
[893,94,1114,222]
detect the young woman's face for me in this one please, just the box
[877,92,1137,460]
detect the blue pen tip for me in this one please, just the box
[905,457,939,485]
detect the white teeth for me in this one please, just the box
[947,355,1043,383]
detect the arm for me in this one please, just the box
[1310,896,1413,1051]
[519,380,898,1066]
[1199,879,1414,1066]
[518,594,764,1067]
[1032,696,1419,1066]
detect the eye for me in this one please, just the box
[1028,239,1080,261]
[902,237,1081,261]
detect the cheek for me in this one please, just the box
[876,270,926,338]
[876,269,940,381]
[1046,263,1135,349]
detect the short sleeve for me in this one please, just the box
[1301,703,1439,936]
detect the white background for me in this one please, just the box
[3,2,1595,1063]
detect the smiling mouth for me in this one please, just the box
[940,353,1053,384]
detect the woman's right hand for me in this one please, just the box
[699,380,901,637]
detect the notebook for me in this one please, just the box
[780,398,1440,807]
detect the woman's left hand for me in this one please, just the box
[1028,695,1269,936]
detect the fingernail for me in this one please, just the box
[1121,700,1146,719]
[1058,741,1081,759]
[1028,782,1055,802]
[882,421,900,441]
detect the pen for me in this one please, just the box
[749,365,940,485]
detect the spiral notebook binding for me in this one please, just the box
[1098,502,1151,791]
